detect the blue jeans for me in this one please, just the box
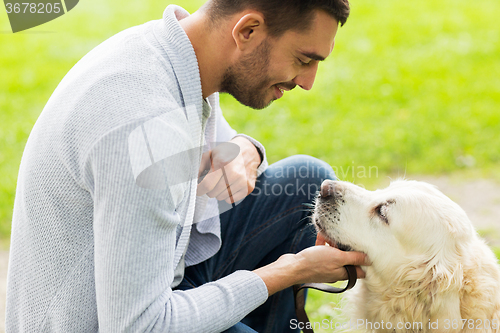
[176,155,336,333]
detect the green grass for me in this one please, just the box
[495,248,500,260]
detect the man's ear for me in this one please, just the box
[231,12,267,51]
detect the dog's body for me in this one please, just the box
[313,180,500,333]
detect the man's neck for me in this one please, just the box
[179,12,230,99]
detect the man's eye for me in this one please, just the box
[297,58,310,66]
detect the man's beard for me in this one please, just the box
[220,39,275,110]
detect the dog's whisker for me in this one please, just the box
[297,215,314,225]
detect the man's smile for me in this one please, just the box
[273,83,296,100]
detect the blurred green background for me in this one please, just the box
[1,0,499,329]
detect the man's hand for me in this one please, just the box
[196,136,261,204]
[254,245,370,296]
[293,246,367,283]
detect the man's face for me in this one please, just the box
[220,10,339,109]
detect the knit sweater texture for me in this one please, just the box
[6,5,269,332]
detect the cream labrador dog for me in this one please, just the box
[313,179,500,333]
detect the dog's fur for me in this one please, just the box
[313,180,500,333]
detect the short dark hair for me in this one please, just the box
[205,0,350,37]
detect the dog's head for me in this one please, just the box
[312,179,475,281]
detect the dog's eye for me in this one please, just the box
[375,203,389,224]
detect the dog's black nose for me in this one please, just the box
[320,180,336,198]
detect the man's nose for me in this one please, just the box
[293,62,319,91]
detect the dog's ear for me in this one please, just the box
[389,253,463,324]
[428,258,463,326]
[428,289,462,327]
[433,260,463,289]
[393,255,463,294]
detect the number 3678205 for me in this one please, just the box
[5,3,62,14]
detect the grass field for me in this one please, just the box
[1,0,500,329]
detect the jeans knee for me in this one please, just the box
[260,155,336,202]
[223,322,258,333]
[270,155,336,183]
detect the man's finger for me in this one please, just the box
[222,187,248,204]
[343,251,371,267]
[197,168,223,196]
[207,168,238,199]
[315,233,328,246]
[215,177,247,201]
[198,151,212,178]
[355,266,366,279]
[337,265,366,281]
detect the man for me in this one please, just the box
[6,0,369,332]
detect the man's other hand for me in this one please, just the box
[196,137,261,204]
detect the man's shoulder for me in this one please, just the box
[70,20,176,88]
[51,19,184,124]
